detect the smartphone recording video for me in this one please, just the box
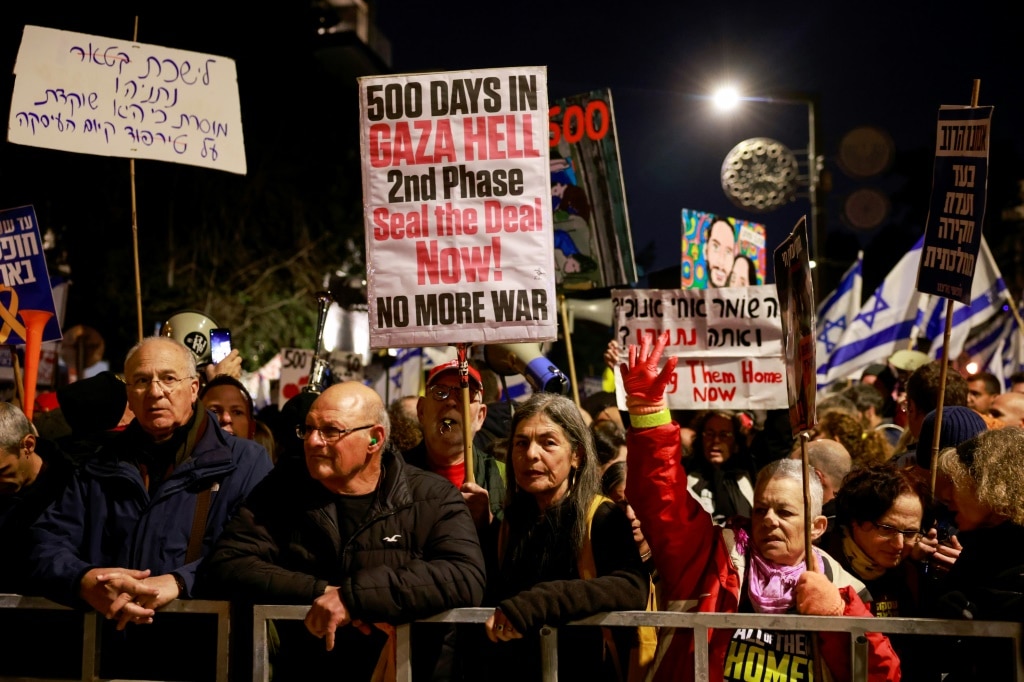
[210,328,232,364]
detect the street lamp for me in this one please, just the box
[711,86,825,296]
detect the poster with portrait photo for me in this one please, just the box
[773,217,817,434]
[681,209,767,289]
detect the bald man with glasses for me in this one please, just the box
[204,380,485,680]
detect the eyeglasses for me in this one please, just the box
[871,521,922,543]
[429,384,481,402]
[296,423,375,443]
[702,430,734,442]
[130,375,194,393]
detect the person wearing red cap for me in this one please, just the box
[402,359,505,531]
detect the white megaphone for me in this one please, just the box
[484,343,570,395]
[564,297,614,333]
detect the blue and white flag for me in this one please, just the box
[966,312,1013,375]
[920,236,1008,361]
[998,317,1024,389]
[824,237,928,386]
[815,251,863,389]
[967,303,1023,390]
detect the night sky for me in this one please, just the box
[1,2,1021,311]
[375,0,1023,296]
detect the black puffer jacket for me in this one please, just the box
[202,446,486,679]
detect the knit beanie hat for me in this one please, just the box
[917,406,987,470]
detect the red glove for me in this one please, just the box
[795,570,844,616]
[620,331,678,413]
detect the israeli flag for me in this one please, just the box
[999,318,1024,389]
[815,251,863,389]
[920,236,1009,361]
[967,303,1023,390]
[966,312,1013,374]
[824,237,928,386]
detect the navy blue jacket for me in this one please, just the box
[29,409,272,606]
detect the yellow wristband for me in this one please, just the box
[629,409,671,429]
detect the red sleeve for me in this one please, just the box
[817,586,902,682]
[625,422,717,604]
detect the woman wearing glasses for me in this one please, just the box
[821,463,935,678]
[824,464,933,616]
[685,410,756,525]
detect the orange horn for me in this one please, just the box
[19,309,54,422]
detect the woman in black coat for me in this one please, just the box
[465,393,648,682]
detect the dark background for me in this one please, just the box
[0,2,1021,370]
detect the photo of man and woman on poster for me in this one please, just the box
[681,209,767,290]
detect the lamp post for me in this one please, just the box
[712,87,825,297]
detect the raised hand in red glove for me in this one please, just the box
[620,331,678,415]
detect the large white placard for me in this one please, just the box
[612,286,789,410]
[359,67,556,349]
[9,25,246,175]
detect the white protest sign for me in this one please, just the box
[612,286,789,410]
[329,350,365,383]
[359,67,556,349]
[277,348,314,410]
[9,25,246,175]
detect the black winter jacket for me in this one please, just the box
[459,496,648,682]
[202,447,486,679]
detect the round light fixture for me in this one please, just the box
[721,137,800,212]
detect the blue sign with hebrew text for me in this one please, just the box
[0,205,61,344]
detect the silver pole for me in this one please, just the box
[540,625,558,682]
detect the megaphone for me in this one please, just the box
[565,297,614,333]
[484,343,570,395]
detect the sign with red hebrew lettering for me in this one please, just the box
[612,286,788,410]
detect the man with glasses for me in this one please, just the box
[204,380,485,680]
[403,359,505,531]
[27,336,272,679]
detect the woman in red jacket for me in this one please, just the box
[621,331,901,682]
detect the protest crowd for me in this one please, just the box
[1,25,1021,682]
[1,305,1023,682]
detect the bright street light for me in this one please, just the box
[712,85,740,111]
[710,84,824,297]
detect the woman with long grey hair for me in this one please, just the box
[469,392,649,681]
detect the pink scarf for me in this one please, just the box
[747,548,824,614]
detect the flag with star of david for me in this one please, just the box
[823,237,928,386]
[815,252,863,389]
[919,236,1009,362]
[965,309,1018,390]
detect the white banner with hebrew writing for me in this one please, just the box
[9,25,246,174]
[612,286,788,410]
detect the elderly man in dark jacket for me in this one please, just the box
[203,380,486,680]
[28,336,272,679]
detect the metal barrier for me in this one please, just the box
[256,606,1024,682]
[0,594,230,682]
[3,597,1020,681]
